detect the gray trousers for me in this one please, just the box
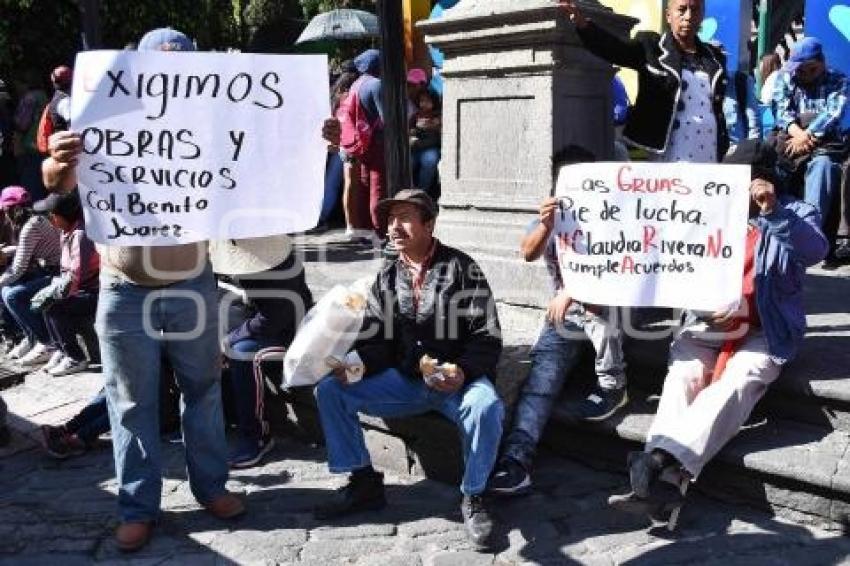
[646,321,781,478]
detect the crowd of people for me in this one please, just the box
[0,0,844,555]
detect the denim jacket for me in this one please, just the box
[752,197,828,364]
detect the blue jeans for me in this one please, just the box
[804,155,841,230]
[411,147,440,196]
[227,336,280,443]
[66,388,110,445]
[320,152,344,224]
[315,368,503,496]
[1,273,53,345]
[96,265,228,522]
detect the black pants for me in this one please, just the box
[43,292,98,362]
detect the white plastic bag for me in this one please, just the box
[283,279,370,388]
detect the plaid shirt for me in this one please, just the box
[773,68,849,138]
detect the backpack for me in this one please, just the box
[35,104,54,155]
[338,75,380,158]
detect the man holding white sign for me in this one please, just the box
[43,28,328,552]
[608,141,828,520]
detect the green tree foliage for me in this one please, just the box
[299,0,376,19]
[0,0,80,89]
[0,0,239,91]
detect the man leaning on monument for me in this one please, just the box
[312,189,505,549]
[608,140,828,520]
[42,28,242,553]
[560,0,729,163]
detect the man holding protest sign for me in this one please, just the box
[43,28,242,553]
[312,189,504,549]
[609,140,828,520]
[489,147,629,497]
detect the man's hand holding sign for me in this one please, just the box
[553,162,751,312]
[68,50,330,245]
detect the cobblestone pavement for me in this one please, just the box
[1,371,850,565]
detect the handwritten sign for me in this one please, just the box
[70,50,330,245]
[553,162,751,311]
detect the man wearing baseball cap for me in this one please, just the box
[773,36,849,268]
[41,27,242,553]
[313,189,504,549]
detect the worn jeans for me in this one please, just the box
[97,265,228,522]
[646,321,781,478]
[66,388,110,445]
[503,307,626,470]
[315,368,504,496]
[804,155,841,242]
[411,147,440,197]
[1,273,53,345]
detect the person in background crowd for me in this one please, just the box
[409,88,442,198]
[47,66,72,134]
[319,60,359,233]
[609,140,828,519]
[611,74,631,160]
[0,79,17,189]
[724,69,762,145]
[488,146,628,497]
[221,243,313,469]
[42,27,243,553]
[772,37,849,269]
[561,0,729,164]
[313,189,504,549]
[0,185,60,366]
[12,72,47,201]
[30,190,99,376]
[338,49,386,239]
[759,52,782,106]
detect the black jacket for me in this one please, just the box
[355,241,502,383]
[577,22,729,159]
[227,252,315,347]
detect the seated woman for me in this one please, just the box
[218,239,314,468]
[0,185,60,364]
[609,141,828,519]
[409,89,442,198]
[30,190,99,375]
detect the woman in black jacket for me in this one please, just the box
[561,0,729,162]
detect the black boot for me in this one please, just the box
[314,468,386,520]
[461,494,495,549]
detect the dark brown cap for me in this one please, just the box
[376,189,438,220]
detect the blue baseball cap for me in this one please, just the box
[138,28,195,52]
[785,37,824,74]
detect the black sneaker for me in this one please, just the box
[488,457,532,496]
[575,386,628,421]
[461,494,495,549]
[230,435,275,469]
[314,469,386,520]
[627,450,661,499]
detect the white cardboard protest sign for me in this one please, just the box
[70,50,330,245]
[553,162,751,311]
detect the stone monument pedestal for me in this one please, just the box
[419,1,637,309]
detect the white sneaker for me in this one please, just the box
[19,343,54,366]
[7,337,32,360]
[48,357,89,377]
[42,351,66,373]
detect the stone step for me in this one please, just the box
[544,390,850,530]
[298,233,850,431]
